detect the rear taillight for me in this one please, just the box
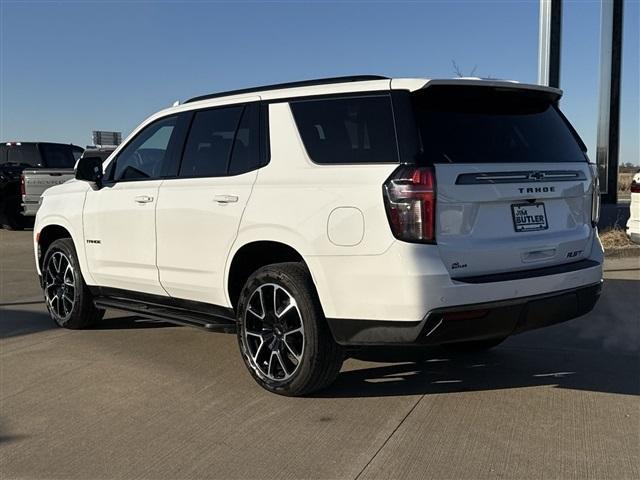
[383,166,436,243]
[631,181,640,194]
[20,174,26,197]
[589,164,600,227]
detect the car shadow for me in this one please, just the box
[89,316,175,330]
[318,278,640,399]
[2,279,637,399]
[317,345,638,398]
[0,307,175,339]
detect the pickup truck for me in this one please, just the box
[0,142,83,229]
[21,147,114,219]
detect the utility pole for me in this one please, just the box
[538,0,562,88]
[596,0,624,203]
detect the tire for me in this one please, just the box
[1,223,22,231]
[1,213,24,230]
[42,238,104,329]
[0,196,25,230]
[237,262,343,396]
[443,337,505,353]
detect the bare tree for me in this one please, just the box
[451,60,478,78]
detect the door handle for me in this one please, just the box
[134,195,154,204]
[214,194,239,204]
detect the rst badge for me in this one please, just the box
[511,203,548,232]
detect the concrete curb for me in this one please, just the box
[604,246,640,259]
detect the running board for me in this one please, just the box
[93,297,237,333]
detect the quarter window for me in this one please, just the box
[113,116,178,181]
[290,95,398,164]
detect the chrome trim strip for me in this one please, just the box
[456,170,586,185]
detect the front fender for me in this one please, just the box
[34,186,93,284]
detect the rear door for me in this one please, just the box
[411,85,596,278]
[156,100,263,305]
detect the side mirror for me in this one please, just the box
[75,156,104,189]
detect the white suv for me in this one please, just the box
[34,76,604,395]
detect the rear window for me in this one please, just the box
[411,86,586,164]
[290,95,398,164]
[5,144,42,167]
[39,143,83,168]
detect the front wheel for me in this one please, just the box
[42,238,104,329]
[237,262,343,396]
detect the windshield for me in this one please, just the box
[411,86,586,164]
[39,143,83,168]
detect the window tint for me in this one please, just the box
[290,95,398,164]
[6,144,42,167]
[228,103,261,176]
[113,116,177,181]
[40,143,83,168]
[180,106,243,177]
[411,86,586,164]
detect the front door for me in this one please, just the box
[83,115,180,295]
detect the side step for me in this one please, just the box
[93,297,237,333]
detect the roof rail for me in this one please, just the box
[184,75,389,104]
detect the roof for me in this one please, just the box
[184,75,389,103]
[179,75,562,109]
[106,75,564,163]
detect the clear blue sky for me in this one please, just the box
[1,0,638,164]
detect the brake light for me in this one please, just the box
[383,166,436,243]
[631,181,640,194]
[20,174,26,197]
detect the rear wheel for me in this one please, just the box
[237,262,343,396]
[42,238,104,329]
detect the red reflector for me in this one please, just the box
[20,175,26,196]
[443,309,490,321]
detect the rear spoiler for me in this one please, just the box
[393,78,563,102]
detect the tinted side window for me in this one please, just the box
[228,103,261,176]
[180,106,243,177]
[290,95,398,164]
[40,143,82,168]
[113,116,177,181]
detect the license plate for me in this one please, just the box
[511,202,548,232]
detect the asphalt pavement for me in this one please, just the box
[1,230,638,479]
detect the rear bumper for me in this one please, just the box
[310,234,603,322]
[328,281,602,346]
[21,201,39,217]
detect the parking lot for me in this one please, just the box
[1,229,638,479]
